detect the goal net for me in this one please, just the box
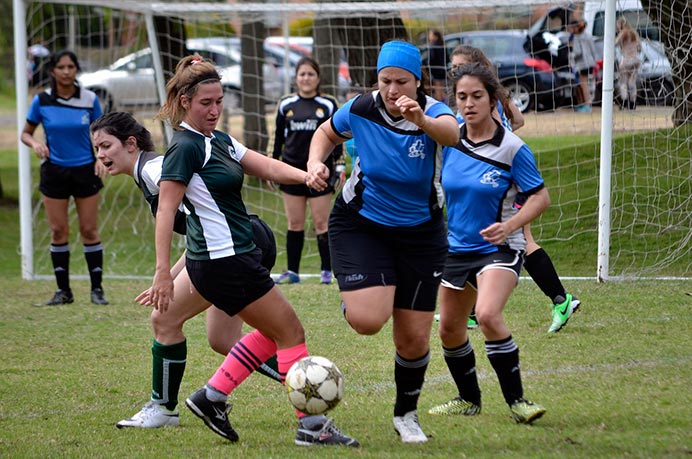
[16,0,691,281]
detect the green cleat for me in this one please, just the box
[467,313,479,329]
[510,399,545,424]
[429,397,481,416]
[548,293,579,333]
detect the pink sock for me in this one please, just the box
[208,330,277,395]
[277,342,310,418]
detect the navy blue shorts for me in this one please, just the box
[328,199,448,312]
[441,246,524,290]
[39,160,103,199]
[186,248,275,316]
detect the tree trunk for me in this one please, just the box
[314,3,407,96]
[641,0,691,126]
[240,20,268,152]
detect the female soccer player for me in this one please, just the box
[271,56,343,285]
[448,45,579,333]
[90,112,280,429]
[149,55,358,447]
[306,40,459,443]
[21,50,107,305]
[429,62,549,423]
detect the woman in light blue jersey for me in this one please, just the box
[430,62,549,424]
[306,40,459,444]
[21,50,107,306]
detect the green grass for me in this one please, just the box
[1,278,691,458]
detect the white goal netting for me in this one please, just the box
[17,0,691,280]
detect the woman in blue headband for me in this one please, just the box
[306,40,459,444]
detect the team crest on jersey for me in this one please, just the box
[408,139,426,159]
[315,107,325,118]
[228,145,239,161]
[481,169,502,188]
[81,113,90,125]
[286,109,294,118]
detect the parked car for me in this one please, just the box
[439,30,574,112]
[77,37,282,113]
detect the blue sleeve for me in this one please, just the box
[331,97,357,138]
[424,99,454,119]
[26,95,41,125]
[512,144,544,194]
[92,96,103,121]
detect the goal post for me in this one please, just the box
[14,0,691,281]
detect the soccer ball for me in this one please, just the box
[285,356,344,415]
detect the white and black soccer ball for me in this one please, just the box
[285,356,344,415]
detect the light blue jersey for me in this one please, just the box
[442,122,544,254]
[332,91,455,227]
[26,86,102,167]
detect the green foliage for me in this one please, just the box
[0,277,690,458]
[289,17,314,37]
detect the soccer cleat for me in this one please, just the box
[116,401,179,428]
[548,293,577,333]
[295,416,360,447]
[185,387,238,442]
[393,411,428,443]
[275,270,300,284]
[468,312,479,329]
[91,287,109,305]
[320,270,333,285]
[428,397,481,416]
[510,399,546,424]
[45,289,74,306]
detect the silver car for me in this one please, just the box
[77,37,282,113]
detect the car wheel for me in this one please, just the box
[93,89,113,113]
[504,79,533,113]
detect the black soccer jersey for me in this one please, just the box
[271,93,342,170]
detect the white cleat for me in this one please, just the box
[116,401,180,428]
[393,410,428,443]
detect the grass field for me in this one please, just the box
[1,98,690,457]
[1,277,691,458]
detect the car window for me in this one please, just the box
[190,49,237,67]
[464,36,513,60]
[594,10,659,41]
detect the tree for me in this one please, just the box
[313,1,407,96]
[641,0,691,126]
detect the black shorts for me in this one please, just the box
[186,248,275,316]
[441,246,524,290]
[328,199,448,312]
[279,182,335,198]
[39,160,103,199]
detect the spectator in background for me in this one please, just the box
[21,50,108,306]
[425,29,448,101]
[569,20,598,113]
[615,17,641,110]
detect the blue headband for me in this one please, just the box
[376,41,421,80]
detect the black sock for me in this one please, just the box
[84,242,104,290]
[316,231,331,271]
[50,243,70,292]
[486,336,523,405]
[523,248,566,303]
[286,230,304,273]
[443,340,481,405]
[394,351,429,416]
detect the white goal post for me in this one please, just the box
[13,0,691,281]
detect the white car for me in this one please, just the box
[78,37,282,113]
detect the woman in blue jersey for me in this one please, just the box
[271,57,343,285]
[149,55,358,447]
[429,62,550,423]
[21,50,108,306]
[306,40,459,444]
[90,112,281,430]
[451,45,580,333]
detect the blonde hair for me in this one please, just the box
[155,54,221,128]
